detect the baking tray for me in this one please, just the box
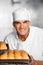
[0,59,32,64]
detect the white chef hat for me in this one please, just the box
[12,7,31,22]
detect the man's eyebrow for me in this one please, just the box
[14,21,20,23]
[23,20,29,23]
[14,20,29,23]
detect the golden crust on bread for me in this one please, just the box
[0,49,29,60]
[0,52,7,59]
[8,50,14,59]
[19,50,29,59]
[14,49,22,59]
[0,41,7,50]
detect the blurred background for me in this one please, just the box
[0,0,43,40]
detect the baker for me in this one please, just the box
[4,7,43,65]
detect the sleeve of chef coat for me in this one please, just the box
[4,35,8,44]
[4,33,17,50]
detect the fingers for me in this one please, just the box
[30,55,38,65]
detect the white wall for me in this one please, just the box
[0,0,13,40]
[0,0,12,28]
[0,27,13,41]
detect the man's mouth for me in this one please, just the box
[20,29,25,32]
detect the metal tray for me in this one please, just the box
[0,59,32,64]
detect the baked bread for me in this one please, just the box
[14,49,22,59]
[0,41,7,50]
[0,52,7,59]
[8,50,14,59]
[19,50,29,59]
[0,49,29,60]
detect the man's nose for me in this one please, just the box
[20,23,24,28]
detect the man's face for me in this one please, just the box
[13,20,31,36]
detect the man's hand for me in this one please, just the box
[30,55,38,65]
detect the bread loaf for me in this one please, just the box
[19,50,29,59]
[0,41,7,50]
[0,52,7,59]
[0,49,29,60]
[14,49,22,59]
[8,50,14,59]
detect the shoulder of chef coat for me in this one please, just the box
[4,31,17,44]
[30,26,43,38]
[31,26,43,46]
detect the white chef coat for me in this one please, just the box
[4,26,43,60]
